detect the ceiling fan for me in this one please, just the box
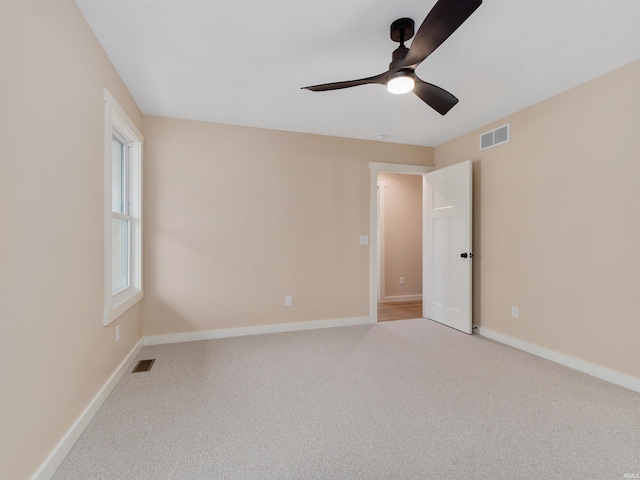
[302,0,482,115]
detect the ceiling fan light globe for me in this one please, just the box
[387,74,415,94]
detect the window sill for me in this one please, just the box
[104,289,143,326]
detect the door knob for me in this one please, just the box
[461,253,468,258]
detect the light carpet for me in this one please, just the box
[52,319,640,479]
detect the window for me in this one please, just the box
[103,89,143,325]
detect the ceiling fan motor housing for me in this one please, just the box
[390,45,411,71]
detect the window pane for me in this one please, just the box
[112,217,130,293]
[112,135,125,214]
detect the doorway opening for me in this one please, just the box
[369,162,434,323]
[377,172,424,321]
[370,160,474,333]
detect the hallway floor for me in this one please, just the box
[377,301,423,322]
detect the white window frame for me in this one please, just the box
[103,89,143,325]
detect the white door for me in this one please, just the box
[423,160,473,334]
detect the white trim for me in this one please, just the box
[103,89,143,325]
[108,289,144,323]
[477,327,640,393]
[144,316,375,346]
[377,181,386,301]
[31,339,144,480]
[102,89,143,140]
[369,162,434,322]
[369,162,434,175]
[380,294,423,303]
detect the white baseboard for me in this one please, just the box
[380,295,423,303]
[31,339,144,480]
[476,327,640,393]
[144,316,375,346]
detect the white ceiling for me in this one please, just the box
[75,0,639,147]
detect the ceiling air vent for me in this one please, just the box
[480,123,510,151]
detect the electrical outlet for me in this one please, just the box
[285,295,293,307]
[400,277,405,285]
[115,325,120,343]
[511,306,519,319]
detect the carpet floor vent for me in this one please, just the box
[132,359,155,373]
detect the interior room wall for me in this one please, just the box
[142,116,434,338]
[0,1,144,478]
[377,173,422,301]
[434,60,640,380]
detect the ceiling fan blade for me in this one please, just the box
[302,72,388,92]
[413,78,458,115]
[403,0,482,69]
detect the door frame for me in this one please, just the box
[377,179,387,302]
[369,162,434,322]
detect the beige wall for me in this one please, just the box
[142,116,433,337]
[0,1,144,478]
[435,61,640,379]
[2,2,635,477]
[377,173,422,300]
